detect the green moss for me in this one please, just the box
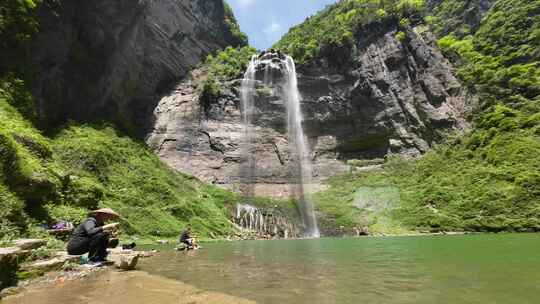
[0,97,60,210]
[0,182,28,239]
[0,0,41,77]
[0,253,20,290]
[396,31,407,41]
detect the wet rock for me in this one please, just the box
[110,254,139,271]
[0,286,24,299]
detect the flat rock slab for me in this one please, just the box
[24,255,80,272]
[13,239,46,251]
[0,248,23,257]
[0,248,30,263]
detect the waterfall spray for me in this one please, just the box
[239,52,320,238]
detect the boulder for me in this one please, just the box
[110,254,139,271]
[0,248,28,291]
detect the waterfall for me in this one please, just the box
[239,52,320,238]
[283,56,320,238]
[234,204,299,239]
[239,55,259,200]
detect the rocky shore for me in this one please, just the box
[0,239,156,300]
[2,270,255,304]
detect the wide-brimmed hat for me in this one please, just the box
[89,208,120,219]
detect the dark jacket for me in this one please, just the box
[180,230,191,243]
[71,217,103,239]
[67,217,106,256]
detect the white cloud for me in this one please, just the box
[236,0,256,8]
[263,22,282,35]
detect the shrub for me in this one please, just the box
[274,0,427,64]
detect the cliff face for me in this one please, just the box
[146,23,474,197]
[31,0,244,134]
[299,24,473,159]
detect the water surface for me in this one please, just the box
[140,234,540,304]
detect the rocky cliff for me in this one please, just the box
[146,22,474,197]
[30,0,245,134]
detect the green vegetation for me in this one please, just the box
[0,0,41,74]
[223,2,249,47]
[313,0,540,234]
[0,92,239,240]
[426,0,495,38]
[201,46,257,99]
[274,0,426,64]
[317,125,540,233]
[0,0,254,242]
[205,46,258,81]
[436,7,540,109]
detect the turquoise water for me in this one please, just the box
[139,234,540,304]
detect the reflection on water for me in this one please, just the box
[140,234,540,304]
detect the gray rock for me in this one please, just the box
[23,254,80,272]
[109,254,139,270]
[13,239,46,251]
[31,0,243,134]
[0,248,28,291]
[145,24,475,197]
[0,248,24,258]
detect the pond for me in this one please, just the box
[138,234,540,304]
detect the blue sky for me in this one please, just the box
[226,0,337,50]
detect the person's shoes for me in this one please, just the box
[121,242,136,250]
[86,258,114,267]
[108,238,120,249]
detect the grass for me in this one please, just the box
[315,123,540,234]
[0,87,241,240]
[50,124,240,239]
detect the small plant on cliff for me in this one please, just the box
[396,31,406,41]
[201,46,257,99]
[205,46,258,81]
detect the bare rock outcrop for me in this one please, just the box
[31,0,244,134]
[146,24,474,197]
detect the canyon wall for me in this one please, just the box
[146,24,474,197]
[31,0,244,134]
